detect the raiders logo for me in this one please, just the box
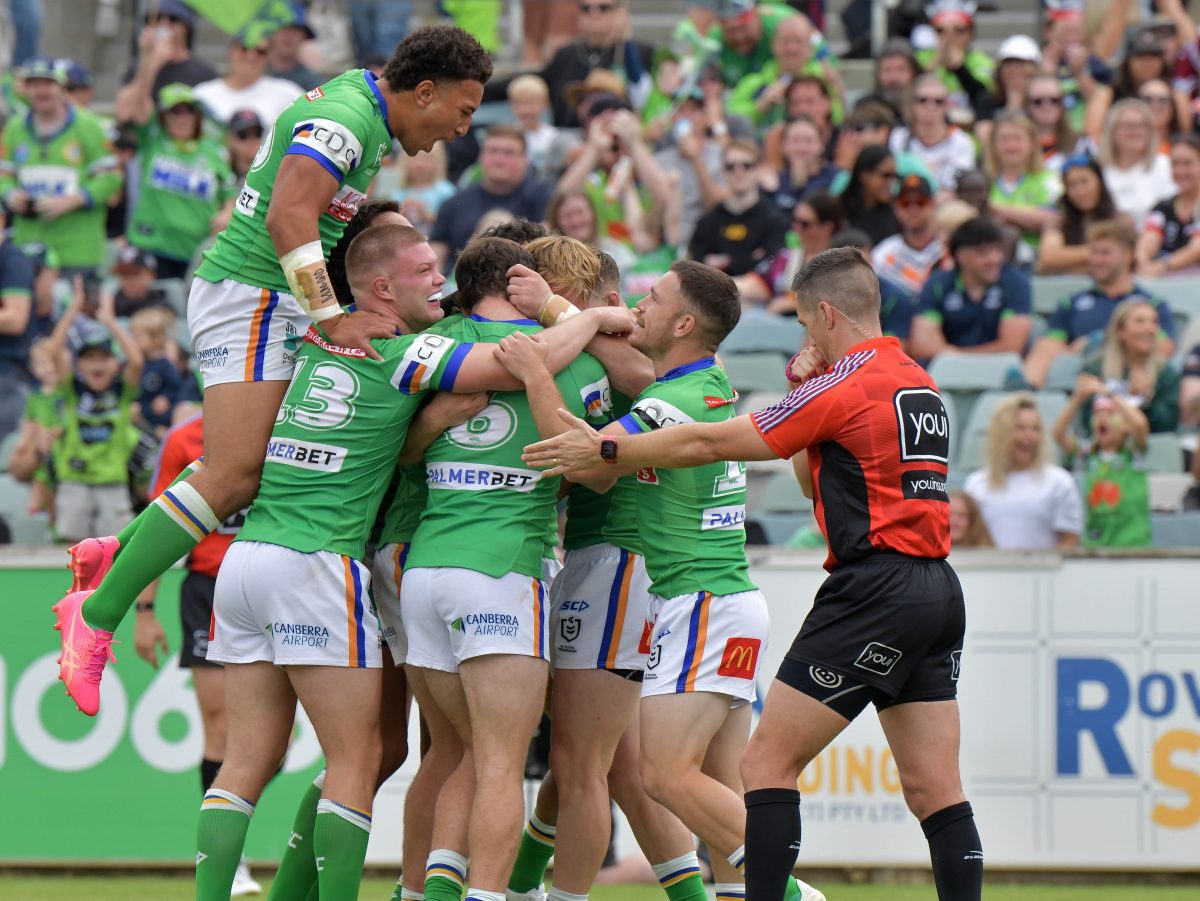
[559,616,581,643]
[647,644,662,670]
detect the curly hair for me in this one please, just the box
[382,25,493,91]
[453,237,535,311]
[481,217,548,245]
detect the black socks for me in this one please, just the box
[744,787,802,901]
[921,801,983,901]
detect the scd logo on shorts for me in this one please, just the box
[894,388,949,464]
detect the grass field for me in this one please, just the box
[2,877,1198,901]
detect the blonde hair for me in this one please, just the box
[130,306,175,349]
[934,198,979,235]
[950,490,994,548]
[526,235,601,301]
[508,74,549,100]
[985,392,1047,488]
[1099,298,1165,388]
[1097,98,1157,170]
[983,111,1042,178]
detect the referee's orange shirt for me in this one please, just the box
[150,414,237,579]
[751,336,951,571]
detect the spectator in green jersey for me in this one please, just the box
[116,81,237,281]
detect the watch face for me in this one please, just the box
[600,438,617,460]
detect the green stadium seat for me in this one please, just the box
[928,352,1024,392]
[720,352,789,395]
[1150,511,1200,548]
[1031,274,1091,315]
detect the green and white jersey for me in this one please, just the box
[563,387,642,555]
[237,325,473,560]
[195,69,395,293]
[129,121,236,263]
[406,315,612,580]
[616,357,755,598]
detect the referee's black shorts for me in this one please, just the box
[178,571,221,669]
[777,552,964,720]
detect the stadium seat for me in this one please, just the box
[720,352,789,395]
[1031,274,1091,315]
[723,313,806,355]
[928,352,1024,392]
[0,430,19,473]
[1044,353,1083,393]
[1149,511,1200,548]
[1144,433,1183,474]
[1149,473,1194,512]
[758,472,814,513]
[1139,276,1200,322]
[953,390,1069,475]
[0,474,51,544]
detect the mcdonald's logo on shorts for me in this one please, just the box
[718,637,761,679]
[638,620,653,655]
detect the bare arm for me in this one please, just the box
[791,452,813,499]
[1135,226,1165,271]
[0,291,30,335]
[115,27,170,125]
[1038,228,1091,274]
[96,292,144,384]
[1082,85,1113,142]
[1109,390,1150,451]
[1090,0,1134,62]
[958,315,1032,355]
[993,204,1058,234]
[397,390,489,465]
[1056,531,1080,550]
[8,419,43,482]
[1052,385,1087,458]
[910,315,948,360]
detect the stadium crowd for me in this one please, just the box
[2,0,1200,569]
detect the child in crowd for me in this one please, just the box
[508,74,559,177]
[43,288,144,543]
[129,305,182,437]
[12,337,71,516]
[1053,375,1151,548]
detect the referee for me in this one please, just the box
[522,247,982,901]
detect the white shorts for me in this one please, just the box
[551,544,652,673]
[401,567,549,673]
[373,541,412,664]
[54,482,133,544]
[187,276,309,387]
[209,541,383,668]
[642,589,770,704]
[542,555,563,584]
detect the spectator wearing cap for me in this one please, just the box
[118,0,218,98]
[1097,99,1176,226]
[1025,218,1176,387]
[1038,154,1120,276]
[1084,26,1192,142]
[973,35,1042,143]
[652,87,729,246]
[912,216,1032,361]
[268,3,324,92]
[705,0,802,88]
[1138,133,1200,275]
[0,229,36,437]
[429,125,553,273]
[226,110,265,181]
[915,0,995,120]
[984,112,1061,255]
[1039,2,1109,134]
[193,32,304,127]
[482,0,654,128]
[688,138,788,276]
[0,59,122,275]
[727,12,843,130]
[112,246,172,318]
[872,174,943,295]
[63,60,94,109]
[115,81,236,282]
[889,74,977,197]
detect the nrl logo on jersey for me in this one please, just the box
[306,87,325,101]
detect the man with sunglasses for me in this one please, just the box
[872,175,944,295]
[117,0,217,99]
[914,0,995,120]
[194,31,305,127]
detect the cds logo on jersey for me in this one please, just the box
[326,183,367,223]
[580,377,612,418]
[893,388,950,464]
[718,637,760,679]
[702,504,747,530]
[463,611,520,637]
[291,119,364,174]
[427,462,540,491]
[264,437,346,472]
[902,470,949,501]
[306,87,325,101]
[854,641,902,676]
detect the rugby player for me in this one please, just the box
[523,248,982,901]
[506,244,710,901]
[54,25,493,716]
[191,225,633,901]
[511,262,824,901]
[399,238,620,901]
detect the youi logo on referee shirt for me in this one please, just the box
[893,388,950,464]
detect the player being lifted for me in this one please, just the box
[506,262,824,901]
[192,224,633,901]
[54,26,493,716]
[524,248,982,901]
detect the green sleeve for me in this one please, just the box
[79,118,122,208]
[727,70,770,122]
[0,119,20,202]
[1144,363,1180,433]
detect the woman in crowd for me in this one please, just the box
[1085,29,1191,141]
[1080,299,1180,434]
[984,112,1061,251]
[1038,155,1119,275]
[949,490,994,548]
[888,74,976,195]
[736,191,843,314]
[1137,134,1200,275]
[840,144,899,246]
[761,115,839,217]
[964,393,1083,551]
[1137,78,1181,154]
[1096,99,1176,226]
[115,82,236,280]
[974,35,1041,145]
[1025,75,1085,174]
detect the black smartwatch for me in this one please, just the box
[599,437,619,464]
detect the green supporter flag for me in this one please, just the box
[183,0,293,37]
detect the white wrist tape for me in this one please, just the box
[537,295,581,327]
[280,241,331,318]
